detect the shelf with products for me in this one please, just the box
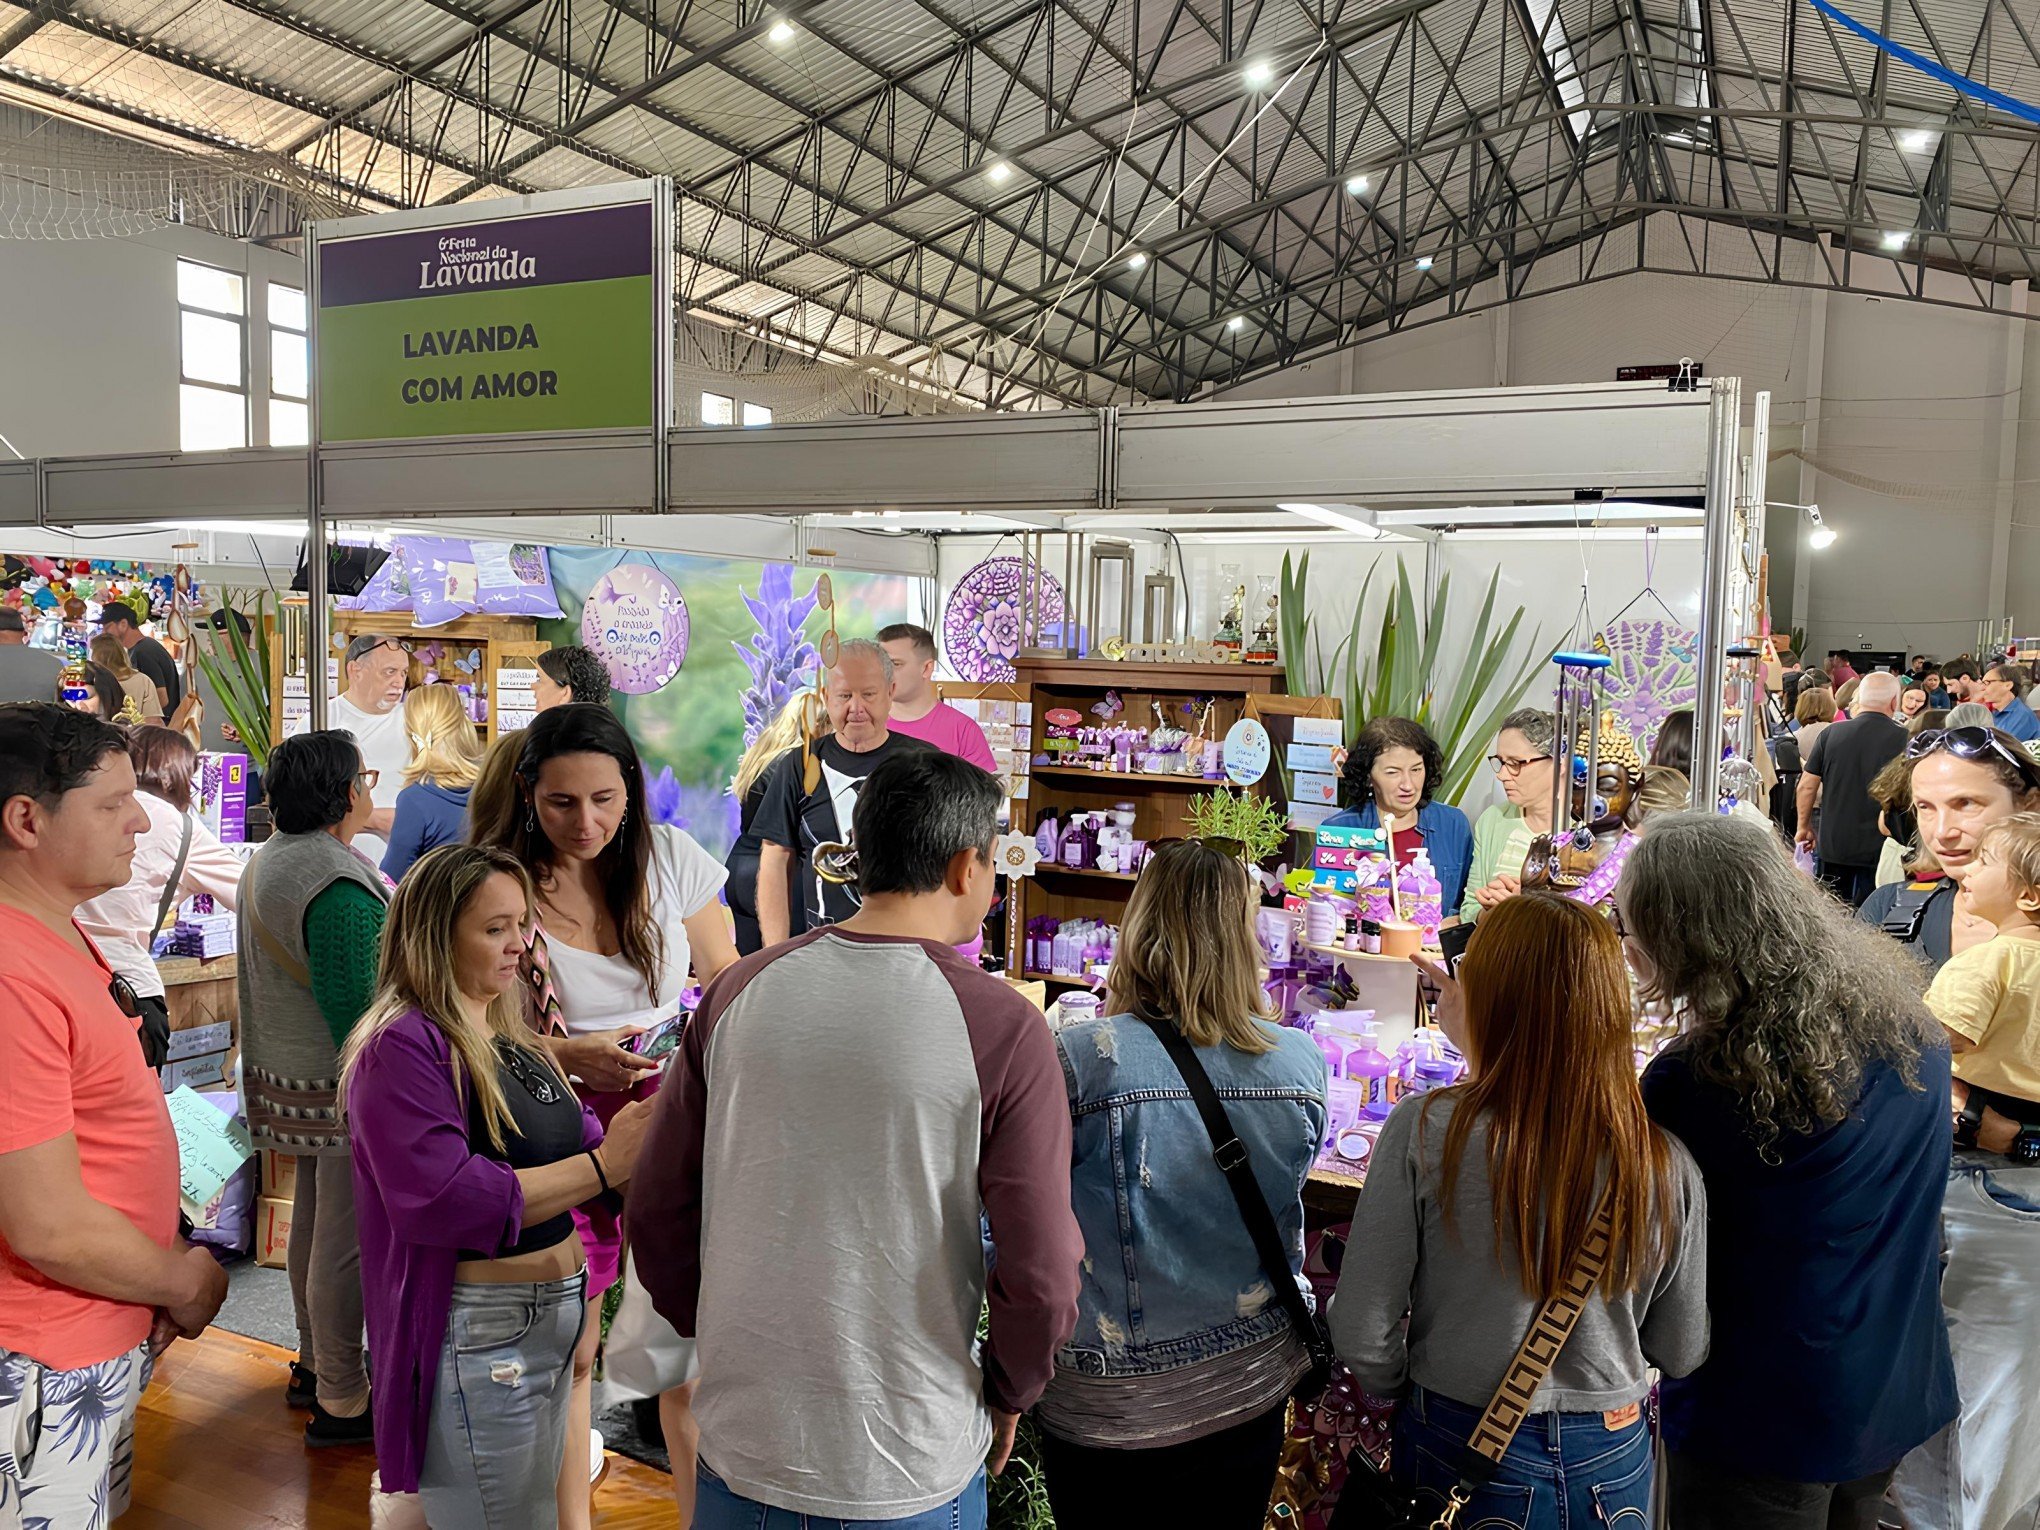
[1007,656,1289,982]
[268,606,543,746]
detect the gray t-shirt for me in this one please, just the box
[1327,1091,1709,1413]
[0,643,62,705]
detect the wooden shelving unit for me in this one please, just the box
[270,608,543,745]
[1008,657,1287,981]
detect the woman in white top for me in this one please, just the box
[470,702,737,1530]
[76,725,244,1065]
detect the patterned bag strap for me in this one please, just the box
[521,921,569,1038]
[1427,1191,1617,1528]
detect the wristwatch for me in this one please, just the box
[2008,1128,2040,1166]
[1955,1098,1984,1150]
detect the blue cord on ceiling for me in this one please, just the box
[1806,0,2040,125]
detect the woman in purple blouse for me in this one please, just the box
[341,844,653,1527]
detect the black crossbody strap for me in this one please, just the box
[154,813,194,938]
[1129,1010,1331,1372]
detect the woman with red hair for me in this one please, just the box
[1328,892,1708,1524]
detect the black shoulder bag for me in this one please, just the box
[1129,1009,1335,1400]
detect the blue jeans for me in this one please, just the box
[1394,1386,1654,1530]
[696,1461,989,1529]
[419,1271,588,1530]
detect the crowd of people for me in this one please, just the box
[6,613,2040,1530]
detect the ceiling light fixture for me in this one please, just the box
[767,19,795,42]
[1278,502,1386,539]
[1242,60,1275,89]
[1126,251,1148,270]
[1899,128,1932,152]
[1414,255,1435,271]
[1881,230,1910,251]
[1346,174,1369,195]
[1770,500,1838,550]
[985,161,1014,184]
[1226,315,1246,332]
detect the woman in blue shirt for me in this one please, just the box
[1323,716,1473,919]
[382,683,482,882]
[1618,811,1955,1529]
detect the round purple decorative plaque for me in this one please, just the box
[942,556,1067,683]
[582,562,690,694]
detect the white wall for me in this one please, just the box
[1215,226,2040,662]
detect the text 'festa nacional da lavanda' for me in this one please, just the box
[417,233,537,290]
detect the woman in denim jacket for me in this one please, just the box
[1035,839,1327,1529]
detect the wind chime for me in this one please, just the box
[1521,650,1620,892]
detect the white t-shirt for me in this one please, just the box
[288,692,411,864]
[546,824,728,1035]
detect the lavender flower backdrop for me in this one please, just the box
[542,549,909,860]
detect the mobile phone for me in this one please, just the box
[626,1013,687,1063]
[1436,922,1474,978]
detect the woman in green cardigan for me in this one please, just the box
[1461,708,1559,923]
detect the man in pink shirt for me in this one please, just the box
[879,623,998,776]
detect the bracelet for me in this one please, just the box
[587,1149,611,1195]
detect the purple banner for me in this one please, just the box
[318,201,654,309]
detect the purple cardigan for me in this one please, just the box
[348,1008,602,1494]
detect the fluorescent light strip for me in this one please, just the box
[1279,502,1385,539]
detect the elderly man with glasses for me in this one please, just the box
[0,704,229,1527]
[288,632,414,863]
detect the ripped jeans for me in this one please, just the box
[420,1272,588,1530]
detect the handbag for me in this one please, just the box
[1327,1190,1617,1530]
[1129,1008,1336,1400]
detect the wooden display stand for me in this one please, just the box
[1010,657,1287,991]
[269,607,544,744]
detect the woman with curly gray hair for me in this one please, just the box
[1616,811,1956,1530]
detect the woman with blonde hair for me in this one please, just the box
[1330,893,1707,1522]
[90,631,162,722]
[1037,838,1327,1528]
[724,696,827,955]
[343,843,652,1528]
[381,683,484,881]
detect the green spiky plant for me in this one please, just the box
[186,591,274,767]
[1280,550,1552,807]
[1187,787,1290,865]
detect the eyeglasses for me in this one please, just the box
[356,768,380,790]
[502,1044,561,1105]
[1904,726,2040,789]
[1488,753,1553,777]
[108,974,141,1020]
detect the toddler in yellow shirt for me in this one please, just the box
[1927,813,2040,1129]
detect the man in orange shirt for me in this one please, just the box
[0,704,229,1527]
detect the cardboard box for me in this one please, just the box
[259,1149,300,1201]
[1001,976,1048,1012]
[255,1195,293,1269]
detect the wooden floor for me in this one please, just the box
[127,1327,681,1528]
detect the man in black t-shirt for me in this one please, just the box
[98,601,181,715]
[1798,671,1905,907]
[754,639,933,943]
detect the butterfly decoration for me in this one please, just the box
[1091,689,1124,720]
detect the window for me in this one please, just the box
[742,401,774,428]
[178,260,247,451]
[700,391,735,426]
[269,283,309,447]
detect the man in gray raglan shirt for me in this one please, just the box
[631,749,1081,1526]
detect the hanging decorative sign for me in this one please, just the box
[941,555,1067,683]
[1223,718,1272,786]
[582,562,690,694]
[1594,618,1699,759]
[312,187,663,443]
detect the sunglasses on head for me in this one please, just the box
[1904,726,2040,790]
